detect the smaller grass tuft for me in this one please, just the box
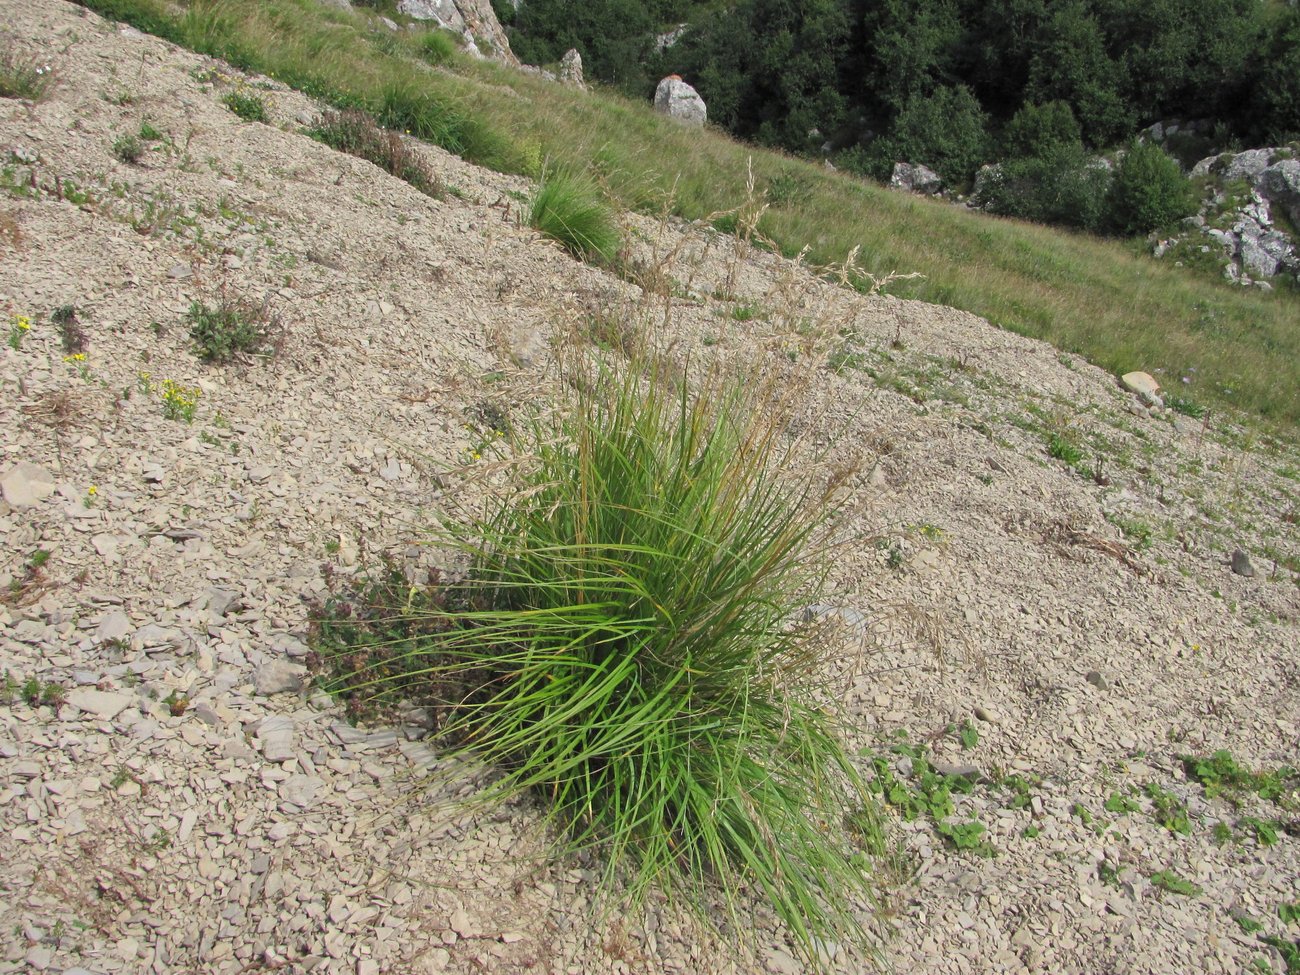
[0,44,56,102]
[112,132,144,165]
[222,88,267,122]
[529,170,621,265]
[416,30,457,65]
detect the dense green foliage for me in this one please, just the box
[505,0,1299,229]
[493,0,696,93]
[1107,141,1199,235]
[662,0,1295,162]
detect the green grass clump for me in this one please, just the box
[309,109,444,198]
[415,29,457,65]
[530,171,621,264]
[221,88,267,122]
[316,352,882,966]
[0,44,56,101]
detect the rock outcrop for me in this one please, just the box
[890,162,943,196]
[1156,149,1300,286]
[558,48,584,87]
[390,0,518,64]
[653,76,707,127]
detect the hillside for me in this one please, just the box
[2,2,1300,975]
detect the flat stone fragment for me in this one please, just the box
[65,688,134,720]
[255,659,308,695]
[1230,548,1256,577]
[0,461,56,507]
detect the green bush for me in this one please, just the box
[1107,141,1197,236]
[315,352,882,965]
[529,171,621,264]
[979,144,1112,232]
[1001,101,1082,158]
[867,85,990,186]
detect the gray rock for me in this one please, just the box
[930,761,982,780]
[1230,549,1256,577]
[65,688,134,720]
[133,623,186,652]
[653,76,707,127]
[449,907,475,938]
[1256,159,1300,228]
[279,774,323,808]
[890,162,943,196]
[1191,154,1219,178]
[256,716,296,763]
[558,48,583,87]
[255,659,308,695]
[655,24,689,52]
[0,461,56,508]
[1085,670,1108,690]
[1223,148,1274,182]
[205,587,243,617]
[397,0,463,29]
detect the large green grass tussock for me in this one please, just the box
[316,354,882,965]
[71,0,1300,427]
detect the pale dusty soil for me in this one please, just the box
[1,3,1299,975]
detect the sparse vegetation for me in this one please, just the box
[1150,869,1203,897]
[111,132,144,164]
[309,109,444,198]
[0,43,56,101]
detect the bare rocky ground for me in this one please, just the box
[2,3,1299,974]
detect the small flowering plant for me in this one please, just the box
[138,372,201,423]
[63,352,90,381]
[6,314,31,350]
[84,485,98,508]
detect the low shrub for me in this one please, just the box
[979,144,1112,232]
[1001,101,1082,158]
[529,171,621,264]
[309,109,444,198]
[1107,141,1197,236]
[865,84,991,187]
[112,132,144,164]
[314,352,882,966]
[186,294,278,363]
